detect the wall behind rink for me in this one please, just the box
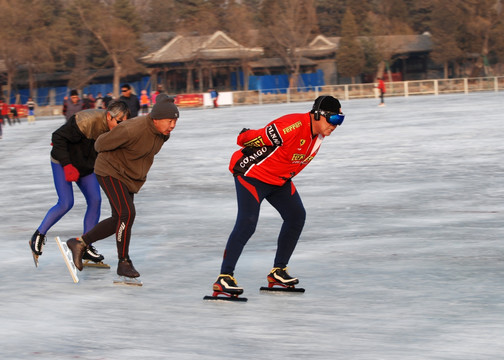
[202,92,233,107]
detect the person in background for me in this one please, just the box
[82,94,95,110]
[210,88,219,108]
[10,105,21,124]
[103,92,114,108]
[26,97,37,124]
[66,94,179,280]
[140,89,150,115]
[63,90,83,122]
[150,85,162,106]
[377,77,386,107]
[211,95,345,298]
[95,92,104,109]
[0,103,3,139]
[29,101,130,266]
[119,84,140,118]
[1,98,12,126]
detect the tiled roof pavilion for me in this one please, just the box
[141,31,263,92]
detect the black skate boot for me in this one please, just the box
[117,257,140,278]
[213,274,244,296]
[267,267,299,286]
[82,244,105,263]
[261,267,305,293]
[66,238,87,271]
[29,230,46,256]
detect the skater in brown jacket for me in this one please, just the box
[67,94,179,280]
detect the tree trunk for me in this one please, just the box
[241,60,249,91]
[113,63,122,99]
[186,68,193,93]
[197,66,203,92]
[28,65,36,99]
[110,53,122,98]
[289,72,298,90]
[7,71,13,103]
[376,61,385,79]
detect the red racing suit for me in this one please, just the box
[229,112,325,185]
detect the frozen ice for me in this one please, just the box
[0,92,503,359]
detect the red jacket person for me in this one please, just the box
[212,95,345,298]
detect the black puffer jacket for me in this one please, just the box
[51,109,108,177]
[119,94,140,118]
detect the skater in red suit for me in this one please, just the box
[212,95,345,297]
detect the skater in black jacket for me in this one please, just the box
[29,101,130,266]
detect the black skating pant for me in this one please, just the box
[82,175,135,260]
[220,175,306,275]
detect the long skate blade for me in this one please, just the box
[55,237,79,283]
[203,294,248,302]
[83,260,110,269]
[260,286,305,293]
[29,241,39,268]
[113,277,142,286]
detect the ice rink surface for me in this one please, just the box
[0,92,503,359]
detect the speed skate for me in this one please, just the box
[261,268,305,293]
[55,237,79,283]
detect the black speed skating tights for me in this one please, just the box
[220,175,306,275]
[82,175,135,260]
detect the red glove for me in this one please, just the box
[63,164,80,182]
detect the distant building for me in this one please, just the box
[140,31,263,93]
[297,33,434,83]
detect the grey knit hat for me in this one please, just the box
[150,94,179,120]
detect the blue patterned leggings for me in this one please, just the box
[38,161,101,235]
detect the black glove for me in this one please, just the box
[239,128,250,134]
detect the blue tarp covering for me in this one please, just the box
[8,72,324,105]
[248,70,325,93]
[8,76,151,106]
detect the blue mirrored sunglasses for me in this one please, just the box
[320,111,345,126]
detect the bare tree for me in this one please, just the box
[0,0,20,102]
[259,0,319,88]
[223,2,260,91]
[176,0,220,35]
[364,0,415,79]
[144,0,177,32]
[335,9,365,83]
[0,0,67,101]
[461,0,503,76]
[73,0,145,97]
[315,0,346,36]
[429,0,464,78]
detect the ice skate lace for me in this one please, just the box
[35,234,46,251]
[220,274,239,284]
[271,267,294,279]
[87,244,100,256]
